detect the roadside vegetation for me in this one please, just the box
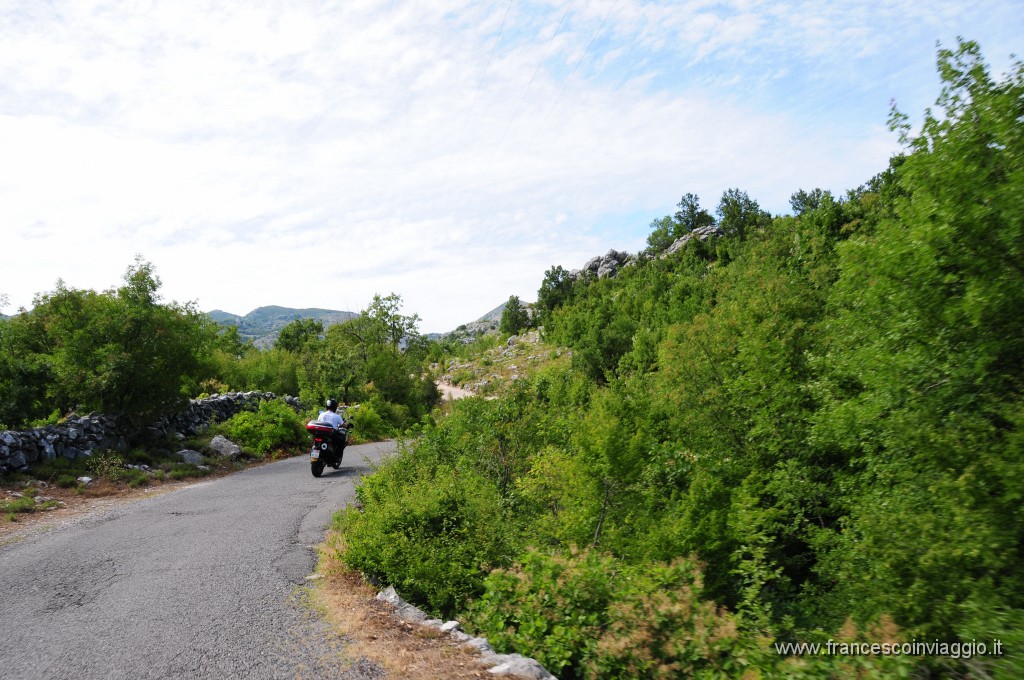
[333,42,1024,679]
[1,39,1019,679]
[0,399,311,525]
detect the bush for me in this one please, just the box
[348,401,395,442]
[465,549,911,679]
[87,449,126,480]
[336,463,512,618]
[122,468,150,488]
[223,398,306,455]
[55,474,80,489]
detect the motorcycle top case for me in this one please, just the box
[306,421,336,436]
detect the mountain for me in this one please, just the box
[208,305,358,347]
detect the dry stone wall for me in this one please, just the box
[0,392,299,474]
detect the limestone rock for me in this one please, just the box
[208,435,242,459]
[176,449,205,465]
[487,655,557,679]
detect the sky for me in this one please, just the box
[1,1,1020,333]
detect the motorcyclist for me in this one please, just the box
[317,398,348,452]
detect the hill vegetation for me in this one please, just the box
[333,41,1023,678]
[0,39,1019,678]
[0,271,435,440]
[207,305,358,347]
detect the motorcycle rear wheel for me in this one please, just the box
[311,460,325,477]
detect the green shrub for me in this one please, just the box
[33,456,88,482]
[87,449,126,480]
[122,468,150,488]
[348,401,395,442]
[125,448,156,466]
[55,474,79,488]
[336,463,511,618]
[223,398,305,455]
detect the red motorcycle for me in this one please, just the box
[305,418,351,477]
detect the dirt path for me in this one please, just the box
[436,381,474,401]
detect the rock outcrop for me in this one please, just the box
[566,226,725,282]
[569,248,635,281]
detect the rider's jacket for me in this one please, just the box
[317,410,344,429]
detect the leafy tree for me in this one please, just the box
[789,187,832,215]
[274,317,323,353]
[716,188,769,240]
[214,324,254,358]
[364,293,420,348]
[813,39,1024,641]
[644,216,674,252]
[673,192,716,234]
[499,295,530,336]
[5,259,215,427]
[535,265,573,328]
[300,292,435,424]
[0,313,51,427]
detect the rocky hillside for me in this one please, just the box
[208,306,358,347]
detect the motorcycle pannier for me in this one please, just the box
[306,421,336,435]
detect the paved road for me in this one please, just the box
[0,441,396,679]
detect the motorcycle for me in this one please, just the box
[305,417,352,477]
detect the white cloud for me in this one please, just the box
[1,0,1020,330]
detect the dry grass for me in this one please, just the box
[314,531,503,680]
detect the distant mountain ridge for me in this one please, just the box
[208,305,358,347]
[209,303,515,347]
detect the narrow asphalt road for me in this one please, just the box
[0,441,397,680]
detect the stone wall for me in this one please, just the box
[0,392,299,474]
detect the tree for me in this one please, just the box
[0,313,51,427]
[674,193,716,234]
[716,188,769,240]
[28,258,215,424]
[299,292,435,423]
[815,39,1024,642]
[500,295,530,336]
[364,293,420,348]
[535,266,573,328]
[789,188,832,215]
[214,324,254,359]
[275,318,324,353]
[645,216,675,252]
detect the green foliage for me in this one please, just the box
[499,295,530,336]
[87,449,127,480]
[673,192,716,235]
[274,317,323,353]
[808,41,1024,651]
[0,258,216,428]
[222,398,306,455]
[645,215,675,252]
[214,346,301,396]
[327,40,1024,680]
[347,400,396,441]
[716,188,770,240]
[467,550,759,680]
[337,460,512,618]
[535,265,574,328]
[297,292,435,428]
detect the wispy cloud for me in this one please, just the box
[1,1,1020,329]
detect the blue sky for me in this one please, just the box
[1,1,1020,332]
